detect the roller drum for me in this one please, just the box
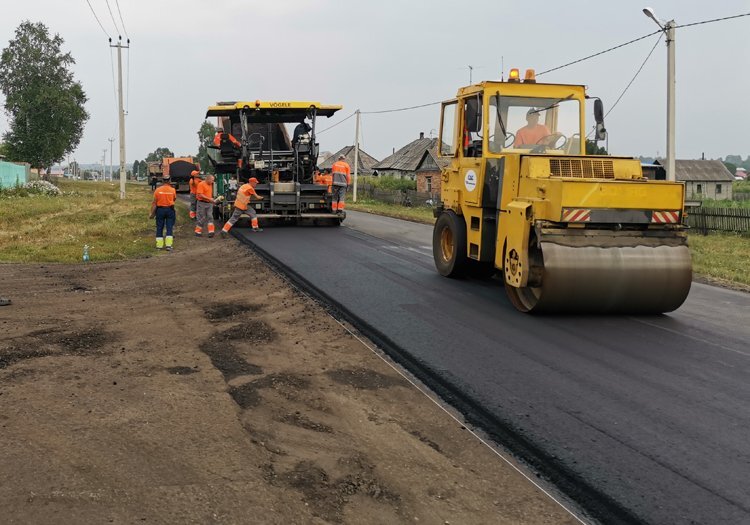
[507,242,692,314]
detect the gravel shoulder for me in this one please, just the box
[0,232,577,524]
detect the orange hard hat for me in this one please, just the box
[248,177,259,185]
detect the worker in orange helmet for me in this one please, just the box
[330,154,351,213]
[221,177,263,236]
[149,173,177,250]
[194,174,222,238]
[188,169,203,219]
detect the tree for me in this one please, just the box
[723,161,737,175]
[132,160,141,178]
[0,21,88,171]
[145,147,174,163]
[196,120,216,173]
[586,140,608,155]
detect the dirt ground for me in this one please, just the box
[0,228,578,524]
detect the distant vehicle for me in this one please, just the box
[147,157,199,192]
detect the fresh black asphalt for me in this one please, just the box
[232,210,750,525]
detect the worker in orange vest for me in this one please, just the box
[188,169,203,219]
[194,174,223,238]
[331,154,351,213]
[213,127,241,149]
[221,177,263,237]
[149,174,177,250]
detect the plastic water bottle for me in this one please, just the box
[82,244,90,262]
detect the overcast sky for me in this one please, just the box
[1,0,749,165]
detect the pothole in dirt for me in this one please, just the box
[326,367,408,391]
[51,328,114,354]
[199,340,263,381]
[279,455,401,523]
[214,321,276,345]
[228,373,311,410]
[279,412,333,434]
[410,430,442,453]
[229,382,262,409]
[166,366,198,375]
[203,302,262,321]
[0,327,116,369]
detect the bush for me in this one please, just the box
[0,179,62,198]
[360,175,416,191]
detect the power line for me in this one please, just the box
[317,112,356,134]
[605,34,662,119]
[103,0,122,36]
[538,12,750,77]
[83,0,111,38]
[114,0,129,39]
[676,12,750,29]
[586,33,663,139]
[362,100,442,115]
[537,30,661,76]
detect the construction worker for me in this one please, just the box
[195,174,222,238]
[331,154,351,213]
[188,169,203,219]
[149,174,177,251]
[213,127,242,149]
[221,177,263,237]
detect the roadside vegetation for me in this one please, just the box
[347,198,435,224]
[0,179,187,263]
[357,175,416,191]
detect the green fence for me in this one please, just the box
[0,161,28,187]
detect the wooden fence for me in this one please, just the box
[687,207,750,234]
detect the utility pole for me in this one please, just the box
[643,8,676,182]
[353,109,360,203]
[110,36,130,197]
[102,150,107,181]
[108,137,115,181]
[665,20,676,183]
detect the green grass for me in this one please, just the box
[347,198,435,224]
[0,180,189,263]
[688,232,750,286]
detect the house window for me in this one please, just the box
[426,176,432,193]
[716,184,722,194]
[696,184,702,194]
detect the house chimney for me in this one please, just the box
[419,132,424,139]
[701,152,705,160]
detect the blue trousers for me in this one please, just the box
[155,207,176,238]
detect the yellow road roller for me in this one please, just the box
[432,68,691,313]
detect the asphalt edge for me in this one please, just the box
[233,230,646,525]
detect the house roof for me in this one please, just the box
[374,136,447,172]
[654,159,734,182]
[318,145,379,174]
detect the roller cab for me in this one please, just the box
[433,71,691,314]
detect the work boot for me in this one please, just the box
[252,227,263,232]
[220,230,228,238]
[194,232,202,237]
[0,297,10,306]
[208,233,215,238]
[166,246,173,252]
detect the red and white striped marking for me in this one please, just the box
[561,208,591,222]
[651,211,680,224]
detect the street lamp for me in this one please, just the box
[643,7,676,182]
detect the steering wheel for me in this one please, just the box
[531,133,567,153]
[488,132,516,149]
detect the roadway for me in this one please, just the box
[232,210,750,525]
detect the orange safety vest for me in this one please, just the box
[196,180,214,202]
[213,132,241,148]
[234,183,258,211]
[153,184,176,207]
[331,160,351,187]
